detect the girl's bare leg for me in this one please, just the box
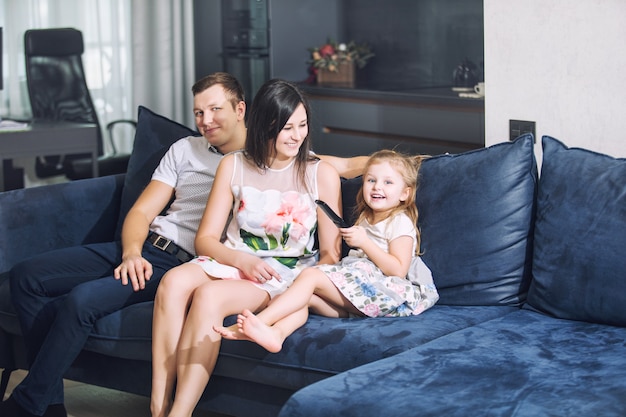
[212,316,250,341]
[167,280,269,417]
[236,268,360,351]
[308,294,351,318]
[215,294,311,346]
[150,263,208,417]
[236,306,309,353]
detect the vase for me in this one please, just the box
[317,61,355,87]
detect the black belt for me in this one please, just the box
[147,232,194,263]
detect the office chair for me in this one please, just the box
[24,27,135,180]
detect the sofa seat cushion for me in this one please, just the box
[0,272,20,335]
[278,309,626,417]
[526,136,626,326]
[84,302,515,389]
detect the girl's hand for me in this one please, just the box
[240,255,281,284]
[339,225,369,249]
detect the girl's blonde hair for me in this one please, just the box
[354,149,428,254]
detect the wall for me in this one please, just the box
[484,0,626,158]
[192,0,484,91]
[346,0,483,89]
[269,0,342,82]
[193,0,223,80]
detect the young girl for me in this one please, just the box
[216,149,439,353]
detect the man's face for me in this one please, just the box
[193,84,245,151]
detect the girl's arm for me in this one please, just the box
[342,229,414,277]
[315,160,342,265]
[194,154,279,281]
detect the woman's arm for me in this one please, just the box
[315,160,343,265]
[194,154,277,281]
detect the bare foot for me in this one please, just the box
[239,309,284,353]
[213,322,251,342]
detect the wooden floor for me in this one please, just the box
[3,369,229,417]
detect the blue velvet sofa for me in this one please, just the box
[1,107,625,416]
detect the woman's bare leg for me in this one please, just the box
[150,263,209,417]
[167,280,269,417]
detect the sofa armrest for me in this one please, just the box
[0,174,125,274]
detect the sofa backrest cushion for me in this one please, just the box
[115,106,199,238]
[525,136,626,326]
[341,134,537,306]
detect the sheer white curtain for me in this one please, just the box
[131,0,196,129]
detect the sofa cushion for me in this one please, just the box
[278,309,626,417]
[525,136,626,326]
[84,300,516,389]
[115,106,199,238]
[343,134,537,306]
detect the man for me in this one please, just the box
[1,72,365,417]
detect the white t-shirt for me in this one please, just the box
[149,135,223,255]
[348,213,418,259]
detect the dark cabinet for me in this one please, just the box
[307,88,484,157]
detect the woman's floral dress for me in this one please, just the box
[318,213,439,317]
[190,152,320,298]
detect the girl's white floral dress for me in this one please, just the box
[191,152,320,298]
[318,213,439,317]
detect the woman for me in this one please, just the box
[150,79,342,417]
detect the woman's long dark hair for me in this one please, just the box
[244,79,316,189]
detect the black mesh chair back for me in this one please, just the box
[24,27,134,179]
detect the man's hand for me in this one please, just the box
[114,255,153,291]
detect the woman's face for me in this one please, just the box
[273,103,308,165]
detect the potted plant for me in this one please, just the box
[308,39,374,87]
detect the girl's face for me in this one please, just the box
[362,161,410,217]
[273,103,308,166]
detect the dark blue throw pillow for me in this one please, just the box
[341,135,537,306]
[525,136,626,326]
[416,134,537,306]
[114,106,199,238]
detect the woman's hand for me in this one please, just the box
[339,225,369,249]
[239,254,281,284]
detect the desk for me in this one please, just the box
[0,121,99,191]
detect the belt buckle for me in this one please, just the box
[152,235,171,251]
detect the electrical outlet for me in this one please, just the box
[509,120,536,142]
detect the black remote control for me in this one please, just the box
[315,200,350,228]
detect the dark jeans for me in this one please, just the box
[8,240,181,415]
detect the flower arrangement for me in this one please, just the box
[308,39,374,73]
